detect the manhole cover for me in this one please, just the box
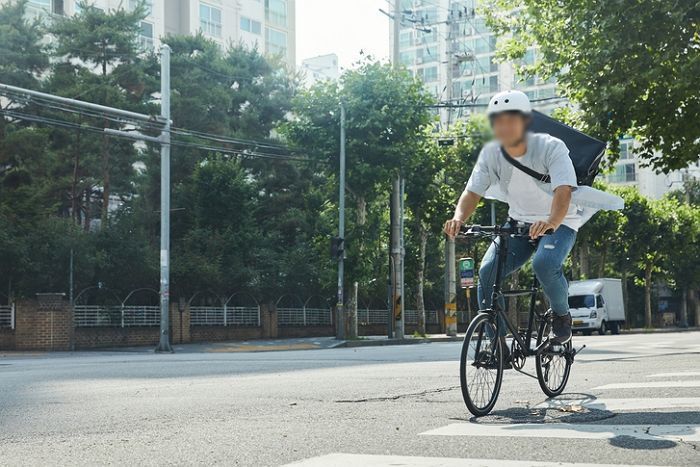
[472,406,615,424]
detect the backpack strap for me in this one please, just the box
[500,146,551,183]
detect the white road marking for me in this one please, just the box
[535,397,700,411]
[647,371,700,378]
[420,423,700,442]
[593,380,700,390]
[282,453,664,467]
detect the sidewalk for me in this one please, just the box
[3,327,697,357]
[171,334,462,353]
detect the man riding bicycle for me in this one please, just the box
[444,90,623,346]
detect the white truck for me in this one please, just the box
[568,278,625,335]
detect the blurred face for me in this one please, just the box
[491,112,529,147]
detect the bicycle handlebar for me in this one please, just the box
[459,222,554,238]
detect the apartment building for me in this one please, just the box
[300,53,339,87]
[605,139,700,199]
[15,0,296,67]
[392,0,560,123]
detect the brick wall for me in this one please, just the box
[278,325,334,338]
[1,298,453,352]
[14,297,74,351]
[74,327,160,349]
[190,326,263,342]
[359,323,444,337]
[0,328,15,350]
[170,301,190,344]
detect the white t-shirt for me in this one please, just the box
[507,155,584,231]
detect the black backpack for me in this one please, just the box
[502,110,607,187]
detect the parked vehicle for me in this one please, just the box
[568,279,625,335]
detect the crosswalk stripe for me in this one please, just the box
[534,397,700,411]
[420,423,700,442]
[593,380,700,390]
[647,371,700,378]
[281,453,664,467]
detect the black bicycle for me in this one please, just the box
[457,222,585,417]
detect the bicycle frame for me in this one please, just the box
[486,230,549,357]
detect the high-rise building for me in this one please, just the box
[392,1,699,198]
[12,0,296,67]
[605,139,700,199]
[391,0,560,124]
[300,53,339,87]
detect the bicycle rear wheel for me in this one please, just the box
[535,317,572,397]
[459,313,504,417]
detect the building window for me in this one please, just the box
[265,27,287,56]
[265,0,287,28]
[28,0,63,16]
[128,0,153,16]
[200,3,222,38]
[423,66,438,82]
[619,139,634,160]
[399,31,413,47]
[240,16,262,35]
[139,21,154,49]
[607,163,637,183]
[74,2,102,14]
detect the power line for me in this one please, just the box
[0,87,299,155]
[0,108,321,164]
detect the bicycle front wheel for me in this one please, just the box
[459,312,504,417]
[535,317,572,397]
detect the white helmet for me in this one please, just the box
[487,90,532,117]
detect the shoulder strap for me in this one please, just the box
[500,146,551,183]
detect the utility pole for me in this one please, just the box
[441,0,458,336]
[390,0,405,338]
[155,44,173,353]
[445,236,457,336]
[443,0,455,129]
[336,103,347,339]
[69,248,74,306]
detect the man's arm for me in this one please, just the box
[529,185,573,238]
[444,190,482,238]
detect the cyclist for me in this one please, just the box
[443,90,622,345]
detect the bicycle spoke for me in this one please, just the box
[462,316,502,413]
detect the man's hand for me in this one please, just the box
[529,220,556,239]
[444,218,463,238]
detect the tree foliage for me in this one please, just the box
[484,0,700,172]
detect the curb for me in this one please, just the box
[334,336,463,348]
[620,327,700,334]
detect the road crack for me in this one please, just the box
[335,385,460,403]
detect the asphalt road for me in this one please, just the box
[1,332,700,466]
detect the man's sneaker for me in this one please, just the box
[551,313,572,344]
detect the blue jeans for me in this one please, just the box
[477,225,577,318]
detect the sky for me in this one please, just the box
[295,0,391,69]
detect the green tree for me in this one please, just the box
[663,200,700,326]
[48,1,151,226]
[484,0,700,172]
[404,117,490,331]
[668,179,700,206]
[283,60,433,305]
[0,0,48,88]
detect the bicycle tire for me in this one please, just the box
[460,312,504,416]
[535,317,572,397]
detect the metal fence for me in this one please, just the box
[358,309,440,326]
[0,304,14,329]
[74,305,160,327]
[358,309,390,325]
[190,306,260,327]
[277,307,333,326]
